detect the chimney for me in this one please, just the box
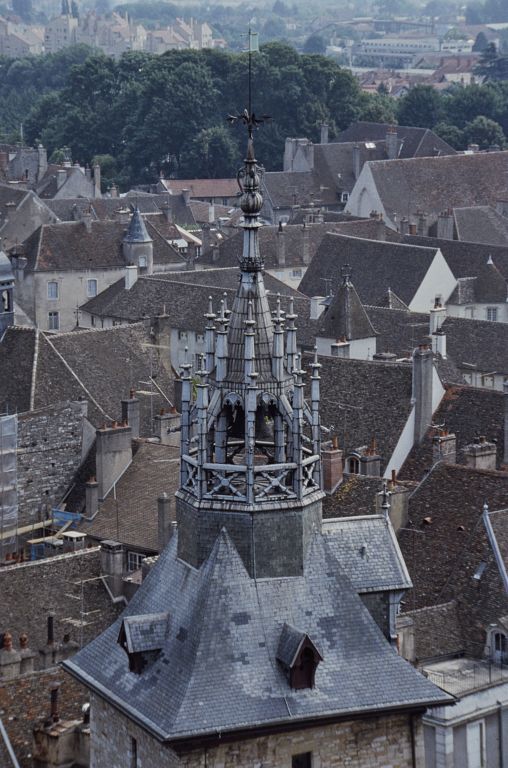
[37,143,47,181]
[158,493,172,550]
[85,477,99,517]
[310,296,325,320]
[95,423,132,501]
[100,540,124,594]
[161,201,173,223]
[376,480,409,533]
[85,166,92,181]
[110,183,118,198]
[412,345,433,444]
[417,211,427,237]
[0,631,22,679]
[353,144,361,180]
[277,222,286,267]
[399,217,409,235]
[320,123,329,145]
[38,615,58,670]
[18,633,36,674]
[468,143,480,153]
[121,390,140,439]
[302,223,310,265]
[82,210,92,234]
[182,188,191,205]
[359,437,381,477]
[429,297,446,334]
[463,436,497,471]
[208,203,215,223]
[437,209,454,240]
[432,431,456,464]
[50,682,60,723]
[432,327,446,359]
[124,264,138,290]
[321,436,343,493]
[93,163,101,198]
[283,137,297,171]
[154,408,180,446]
[56,169,67,190]
[331,338,350,358]
[408,222,417,236]
[386,126,398,160]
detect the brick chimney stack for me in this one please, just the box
[413,344,434,444]
[321,436,343,493]
[463,436,497,471]
[121,389,140,439]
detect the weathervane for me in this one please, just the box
[227,26,270,140]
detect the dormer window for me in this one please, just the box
[276,623,323,690]
[117,612,169,674]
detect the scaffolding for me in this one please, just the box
[0,414,18,560]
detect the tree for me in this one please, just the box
[397,85,444,128]
[303,34,326,55]
[61,0,70,14]
[472,31,489,52]
[261,16,287,41]
[463,115,506,149]
[179,126,240,178]
[433,122,464,149]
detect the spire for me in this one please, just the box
[124,207,152,243]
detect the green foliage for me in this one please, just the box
[303,34,326,55]
[1,43,507,192]
[466,0,508,23]
[397,85,444,129]
[463,115,506,149]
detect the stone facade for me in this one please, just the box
[0,667,87,768]
[89,692,425,768]
[17,401,89,527]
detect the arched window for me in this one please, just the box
[1,289,10,313]
[491,630,508,664]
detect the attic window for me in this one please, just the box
[276,623,323,690]
[117,612,169,674]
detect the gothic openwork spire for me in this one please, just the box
[175,106,324,579]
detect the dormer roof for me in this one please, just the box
[318,273,377,341]
[276,623,323,669]
[124,207,152,243]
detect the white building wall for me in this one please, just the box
[409,251,457,314]
[345,165,393,227]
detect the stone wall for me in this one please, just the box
[17,401,86,527]
[90,692,425,768]
[0,547,120,660]
[0,667,88,768]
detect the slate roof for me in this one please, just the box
[263,170,317,209]
[160,178,238,198]
[366,306,429,357]
[0,326,36,413]
[45,193,196,227]
[0,324,176,435]
[311,355,413,473]
[400,385,506,481]
[337,122,456,159]
[299,233,438,307]
[322,475,384,518]
[79,441,180,552]
[150,267,302,296]
[398,463,508,611]
[453,206,508,247]
[80,276,317,349]
[367,151,508,222]
[443,316,508,374]
[65,528,449,742]
[400,234,508,282]
[277,624,321,668]
[318,277,377,340]
[120,613,169,653]
[18,219,183,273]
[203,218,386,270]
[125,207,151,242]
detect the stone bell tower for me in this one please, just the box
[176,122,324,578]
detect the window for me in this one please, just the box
[130,737,138,768]
[1,289,11,313]
[341,191,349,203]
[47,280,59,300]
[127,551,144,572]
[138,255,147,269]
[487,307,498,322]
[292,753,312,768]
[291,268,303,278]
[87,279,97,297]
[48,311,59,331]
[178,331,188,341]
[466,721,485,768]
[347,456,360,474]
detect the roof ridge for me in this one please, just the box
[29,328,39,411]
[323,232,439,253]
